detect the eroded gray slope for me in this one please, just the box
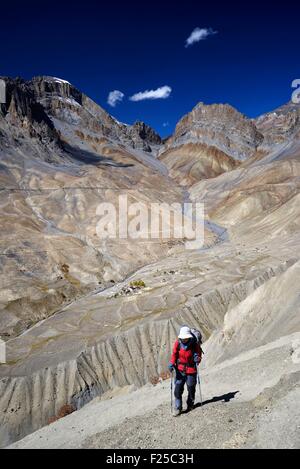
[7,333,300,449]
[0,238,298,447]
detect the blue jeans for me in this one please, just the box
[174,369,197,410]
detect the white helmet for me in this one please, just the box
[178,326,193,340]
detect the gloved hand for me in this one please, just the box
[168,363,175,372]
[194,353,201,365]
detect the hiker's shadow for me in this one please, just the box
[194,391,239,409]
[183,391,239,413]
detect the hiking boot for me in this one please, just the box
[172,408,182,417]
[186,402,195,412]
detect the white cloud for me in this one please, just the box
[185,27,217,47]
[163,122,170,127]
[107,90,125,107]
[130,86,172,102]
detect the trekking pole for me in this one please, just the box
[170,370,173,413]
[197,365,203,407]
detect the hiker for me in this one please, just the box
[168,326,202,416]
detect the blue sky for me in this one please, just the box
[1,1,299,135]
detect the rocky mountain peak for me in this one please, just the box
[163,101,264,161]
[124,120,162,153]
[0,76,58,143]
[0,76,164,156]
[255,101,300,147]
[132,121,162,143]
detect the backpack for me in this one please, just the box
[190,328,203,346]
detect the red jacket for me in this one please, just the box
[170,339,202,374]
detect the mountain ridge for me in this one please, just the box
[0,75,299,449]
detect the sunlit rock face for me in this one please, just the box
[29,76,162,154]
[1,76,163,155]
[158,102,264,185]
[0,76,196,339]
[166,102,264,160]
[255,101,300,149]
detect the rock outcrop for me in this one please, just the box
[164,103,264,161]
[124,121,162,153]
[158,102,264,185]
[0,76,163,155]
[0,77,59,144]
[255,101,300,149]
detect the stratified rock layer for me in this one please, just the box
[158,102,263,185]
